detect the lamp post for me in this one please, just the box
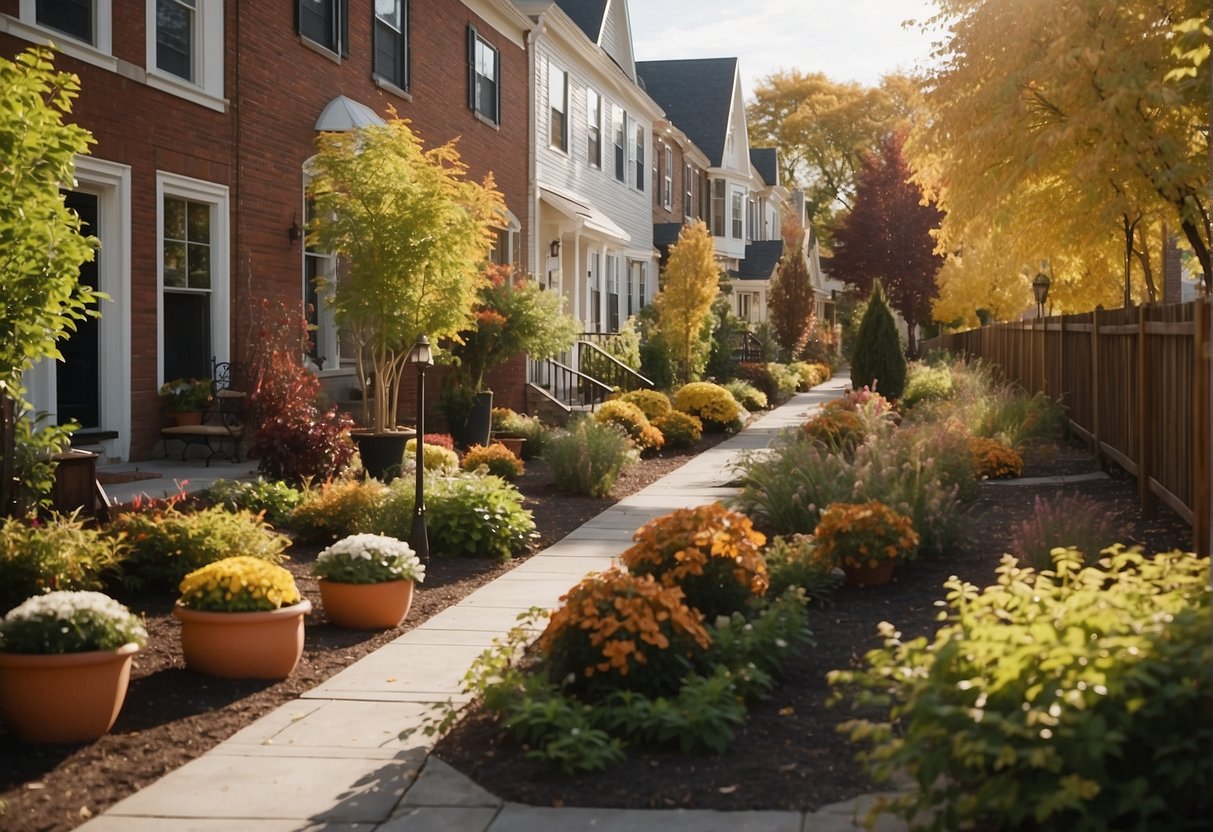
[1032,261,1052,319]
[408,335,433,562]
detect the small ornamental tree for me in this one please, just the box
[307,113,504,431]
[850,281,906,400]
[769,214,816,359]
[653,220,720,385]
[0,48,98,517]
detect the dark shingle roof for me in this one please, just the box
[553,0,607,42]
[728,240,784,280]
[636,58,737,166]
[750,148,779,187]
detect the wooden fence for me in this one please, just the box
[921,299,1211,556]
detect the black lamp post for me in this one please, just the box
[1032,262,1052,319]
[408,335,433,562]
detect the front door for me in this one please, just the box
[57,191,100,428]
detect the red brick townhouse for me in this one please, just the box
[1,0,531,463]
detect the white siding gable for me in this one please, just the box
[599,0,636,81]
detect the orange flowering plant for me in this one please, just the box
[799,408,866,456]
[538,568,710,697]
[621,503,768,619]
[969,436,1023,479]
[813,500,919,570]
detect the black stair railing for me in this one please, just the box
[576,341,653,393]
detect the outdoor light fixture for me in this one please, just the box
[288,213,302,243]
[1032,260,1052,319]
[408,335,433,562]
[549,239,561,258]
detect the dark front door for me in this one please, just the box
[57,191,100,428]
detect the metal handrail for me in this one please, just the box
[530,357,613,410]
[576,340,653,393]
[735,330,764,363]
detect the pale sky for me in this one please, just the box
[629,0,940,96]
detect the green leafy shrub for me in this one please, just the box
[705,588,813,691]
[673,382,745,432]
[491,408,551,460]
[789,361,831,390]
[979,390,1065,447]
[289,478,388,542]
[617,389,672,421]
[764,534,842,602]
[901,362,954,409]
[830,548,1211,832]
[722,379,767,411]
[0,515,127,614]
[9,412,76,516]
[543,418,638,498]
[107,505,290,591]
[732,440,855,535]
[799,407,866,456]
[200,478,304,527]
[593,399,664,455]
[736,361,799,405]
[620,504,768,619]
[0,591,147,654]
[461,443,524,480]
[849,281,906,400]
[652,411,702,449]
[425,471,536,561]
[539,568,711,698]
[405,438,461,472]
[1010,492,1130,570]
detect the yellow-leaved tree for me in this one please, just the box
[653,221,720,385]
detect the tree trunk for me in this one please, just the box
[1179,216,1211,293]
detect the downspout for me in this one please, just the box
[526,20,539,281]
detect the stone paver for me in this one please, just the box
[80,375,912,832]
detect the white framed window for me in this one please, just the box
[548,63,567,151]
[487,209,520,266]
[711,179,726,236]
[375,0,408,91]
[588,251,601,330]
[606,255,620,332]
[731,189,744,240]
[144,0,224,109]
[298,0,347,57]
[683,163,693,217]
[17,0,114,68]
[469,28,499,124]
[633,261,647,311]
[737,291,754,321]
[614,107,626,182]
[302,179,339,371]
[586,88,601,168]
[663,146,673,210]
[157,172,230,386]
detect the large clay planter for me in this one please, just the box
[842,559,897,588]
[173,600,312,680]
[172,411,204,426]
[0,643,139,743]
[318,579,415,630]
[492,435,526,460]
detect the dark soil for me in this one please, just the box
[0,436,723,832]
[431,439,1197,812]
[0,434,1196,829]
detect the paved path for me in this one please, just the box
[80,375,909,832]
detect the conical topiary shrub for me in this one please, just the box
[850,282,906,399]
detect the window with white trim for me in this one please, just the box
[298,0,347,56]
[21,0,113,57]
[737,291,755,322]
[633,122,645,191]
[632,261,647,312]
[155,0,194,81]
[375,0,408,90]
[586,88,601,168]
[663,146,673,210]
[548,64,567,151]
[303,184,340,370]
[588,251,601,331]
[158,173,229,384]
[731,189,744,240]
[683,163,693,217]
[606,255,620,332]
[144,0,223,102]
[711,179,725,236]
[469,28,499,124]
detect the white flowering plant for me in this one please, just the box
[312,534,426,585]
[0,591,148,654]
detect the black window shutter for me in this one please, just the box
[467,26,477,112]
[340,0,349,57]
[295,0,302,34]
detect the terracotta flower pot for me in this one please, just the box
[492,435,526,460]
[842,559,897,588]
[318,579,415,630]
[173,600,311,680]
[172,410,205,426]
[0,643,140,743]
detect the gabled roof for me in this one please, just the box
[636,58,738,166]
[728,240,785,280]
[750,148,779,187]
[553,0,607,43]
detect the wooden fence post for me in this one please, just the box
[1091,308,1103,467]
[1194,299,1210,556]
[1137,304,1152,513]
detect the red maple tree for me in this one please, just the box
[831,133,942,355]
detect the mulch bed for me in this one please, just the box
[0,433,1196,828]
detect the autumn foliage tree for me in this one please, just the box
[768,213,816,358]
[653,221,720,384]
[831,134,942,355]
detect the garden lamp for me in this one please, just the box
[408,335,433,562]
[1032,262,1051,319]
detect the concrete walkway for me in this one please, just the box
[80,375,909,832]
